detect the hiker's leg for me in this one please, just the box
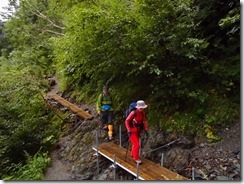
[108,124,113,139]
[130,130,140,160]
[100,112,108,129]
[107,111,114,139]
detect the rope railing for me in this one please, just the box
[142,138,182,155]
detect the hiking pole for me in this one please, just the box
[125,135,130,161]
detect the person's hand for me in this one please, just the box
[98,111,101,116]
[128,131,132,137]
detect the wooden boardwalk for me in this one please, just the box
[46,94,93,120]
[93,142,188,180]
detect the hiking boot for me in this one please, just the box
[135,159,142,164]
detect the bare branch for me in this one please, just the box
[37,28,65,36]
[24,1,65,30]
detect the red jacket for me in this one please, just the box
[125,109,148,132]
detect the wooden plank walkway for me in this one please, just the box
[46,94,93,120]
[92,142,189,180]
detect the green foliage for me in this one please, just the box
[52,0,140,95]
[49,0,240,138]
[159,112,199,136]
[0,66,60,178]
[152,91,239,139]
[0,43,61,178]
[204,124,222,143]
[204,94,239,127]
[3,151,51,180]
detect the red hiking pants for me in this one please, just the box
[129,127,140,160]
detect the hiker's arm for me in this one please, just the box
[96,94,102,114]
[125,111,135,131]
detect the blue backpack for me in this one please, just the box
[124,102,137,119]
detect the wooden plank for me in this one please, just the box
[47,94,93,120]
[93,142,188,180]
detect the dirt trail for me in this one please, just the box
[44,77,73,180]
[46,76,59,96]
[45,150,73,180]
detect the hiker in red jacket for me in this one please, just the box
[125,100,149,164]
